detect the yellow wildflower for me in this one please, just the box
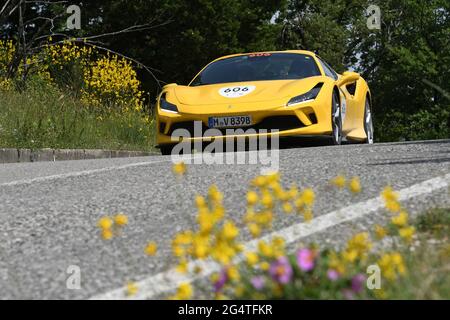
[198,211,215,234]
[287,184,299,199]
[374,289,388,300]
[344,232,372,261]
[176,260,188,274]
[193,240,209,259]
[300,189,315,206]
[173,162,186,176]
[215,293,229,300]
[254,211,273,227]
[385,200,401,213]
[272,237,285,248]
[101,228,113,240]
[399,226,415,243]
[331,175,346,188]
[260,261,270,271]
[378,252,406,281]
[303,209,313,222]
[374,224,387,240]
[234,286,245,297]
[221,221,239,240]
[294,197,304,210]
[248,223,261,238]
[252,175,267,188]
[349,177,361,193]
[245,252,259,266]
[114,213,128,226]
[261,192,274,208]
[272,184,286,200]
[381,186,399,203]
[391,253,406,275]
[328,251,346,274]
[391,211,408,227]
[195,195,206,208]
[272,237,286,257]
[208,185,223,202]
[282,202,293,214]
[246,191,259,206]
[173,231,193,246]
[227,266,240,281]
[173,245,185,257]
[266,172,280,184]
[126,282,138,296]
[144,242,158,256]
[258,240,274,258]
[98,216,113,230]
[173,283,193,300]
[342,249,358,263]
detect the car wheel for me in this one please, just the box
[329,90,343,145]
[364,99,374,144]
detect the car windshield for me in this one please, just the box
[190,53,321,86]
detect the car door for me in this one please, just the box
[316,57,360,135]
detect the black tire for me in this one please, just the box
[160,145,174,155]
[328,90,343,145]
[363,99,374,144]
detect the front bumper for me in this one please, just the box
[156,100,332,146]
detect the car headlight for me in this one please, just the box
[287,83,323,106]
[160,94,179,113]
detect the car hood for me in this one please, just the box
[172,77,325,106]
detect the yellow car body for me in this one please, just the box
[156,50,373,150]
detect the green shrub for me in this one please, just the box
[0,76,155,151]
[375,105,450,142]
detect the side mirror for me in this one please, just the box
[337,71,360,87]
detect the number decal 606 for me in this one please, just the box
[219,85,256,98]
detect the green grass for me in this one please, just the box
[0,79,156,151]
[416,208,450,239]
[385,208,450,299]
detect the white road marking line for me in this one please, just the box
[90,173,450,300]
[0,156,201,187]
[0,150,271,187]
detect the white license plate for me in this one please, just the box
[208,116,252,128]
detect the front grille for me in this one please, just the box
[168,116,305,137]
[254,116,304,131]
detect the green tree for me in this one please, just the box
[277,0,368,72]
[79,0,284,90]
[354,0,450,140]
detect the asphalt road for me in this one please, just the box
[0,140,449,299]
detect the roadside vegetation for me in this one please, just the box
[388,208,450,299]
[0,40,155,151]
[98,167,450,300]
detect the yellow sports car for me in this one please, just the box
[156,50,374,154]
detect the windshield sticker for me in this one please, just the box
[219,85,256,98]
[248,53,272,58]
